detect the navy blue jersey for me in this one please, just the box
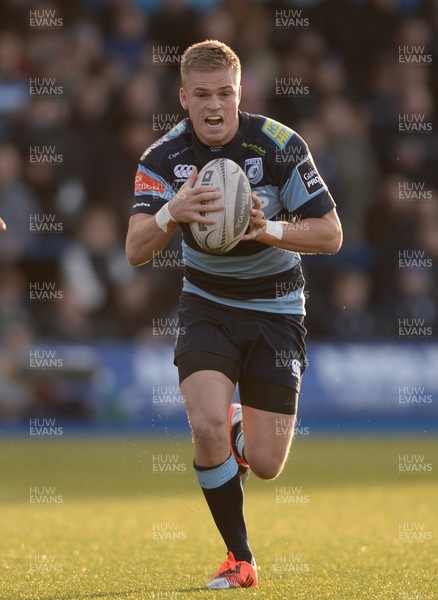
[132,111,335,314]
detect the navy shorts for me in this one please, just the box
[174,292,307,414]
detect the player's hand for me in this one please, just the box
[168,166,224,225]
[241,194,266,241]
[0,218,6,232]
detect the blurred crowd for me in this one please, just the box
[0,0,437,354]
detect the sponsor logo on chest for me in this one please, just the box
[173,164,194,182]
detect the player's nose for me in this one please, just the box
[207,95,221,110]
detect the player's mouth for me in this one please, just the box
[205,115,224,128]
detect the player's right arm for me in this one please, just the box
[126,167,223,266]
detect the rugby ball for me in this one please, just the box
[190,158,252,255]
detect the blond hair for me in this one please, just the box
[180,40,241,85]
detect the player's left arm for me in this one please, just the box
[242,126,342,253]
[242,195,342,254]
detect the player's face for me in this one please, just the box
[180,68,241,147]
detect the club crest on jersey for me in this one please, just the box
[244,157,263,185]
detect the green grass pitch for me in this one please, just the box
[0,435,437,599]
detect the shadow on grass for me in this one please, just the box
[42,591,149,600]
[42,587,205,599]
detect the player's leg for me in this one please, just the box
[242,394,298,480]
[178,360,257,588]
[174,294,258,587]
[234,312,305,480]
[233,377,298,479]
[179,361,252,558]
[181,367,234,467]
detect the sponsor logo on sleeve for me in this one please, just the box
[262,118,294,149]
[135,171,165,195]
[297,158,325,195]
[244,157,263,185]
[132,201,151,209]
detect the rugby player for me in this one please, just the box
[126,40,342,589]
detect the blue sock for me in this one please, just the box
[195,454,253,563]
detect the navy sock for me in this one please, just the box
[195,454,253,563]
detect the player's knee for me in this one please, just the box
[248,454,286,480]
[251,461,283,481]
[190,416,228,449]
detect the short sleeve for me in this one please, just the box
[131,164,175,216]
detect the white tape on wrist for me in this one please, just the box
[265,220,283,240]
[155,203,176,233]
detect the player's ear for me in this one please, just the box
[180,87,188,110]
[237,85,242,106]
